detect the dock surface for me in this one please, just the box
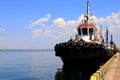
[103,53,120,80]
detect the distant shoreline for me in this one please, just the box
[0,49,54,51]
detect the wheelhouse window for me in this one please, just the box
[77,29,81,35]
[82,28,88,35]
[89,28,93,35]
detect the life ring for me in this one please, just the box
[76,44,81,49]
[84,42,89,48]
[99,44,104,49]
[63,43,68,48]
[90,43,94,49]
[68,42,74,49]
[95,43,99,48]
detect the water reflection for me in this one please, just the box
[55,68,90,80]
[0,50,62,80]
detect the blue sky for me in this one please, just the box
[0,0,120,49]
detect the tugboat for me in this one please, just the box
[54,1,118,73]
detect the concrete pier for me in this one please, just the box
[90,53,120,80]
[103,53,120,80]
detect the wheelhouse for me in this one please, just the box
[77,23,96,42]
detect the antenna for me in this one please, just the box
[110,34,114,45]
[87,1,90,15]
[106,28,109,44]
[100,25,103,39]
[111,34,113,42]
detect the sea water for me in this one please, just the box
[0,50,89,80]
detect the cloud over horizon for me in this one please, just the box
[96,12,120,34]
[28,14,51,28]
[0,28,6,40]
[27,12,120,43]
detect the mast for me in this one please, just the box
[100,25,103,40]
[100,25,102,36]
[85,1,90,22]
[110,34,114,45]
[110,34,113,42]
[106,28,109,44]
[87,1,90,15]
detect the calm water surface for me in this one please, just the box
[0,50,90,80]
[0,50,63,80]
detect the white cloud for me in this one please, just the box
[32,29,42,37]
[46,14,51,18]
[28,14,51,28]
[96,12,120,34]
[27,14,79,40]
[28,12,120,43]
[0,28,6,41]
[53,18,78,29]
[44,29,55,37]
